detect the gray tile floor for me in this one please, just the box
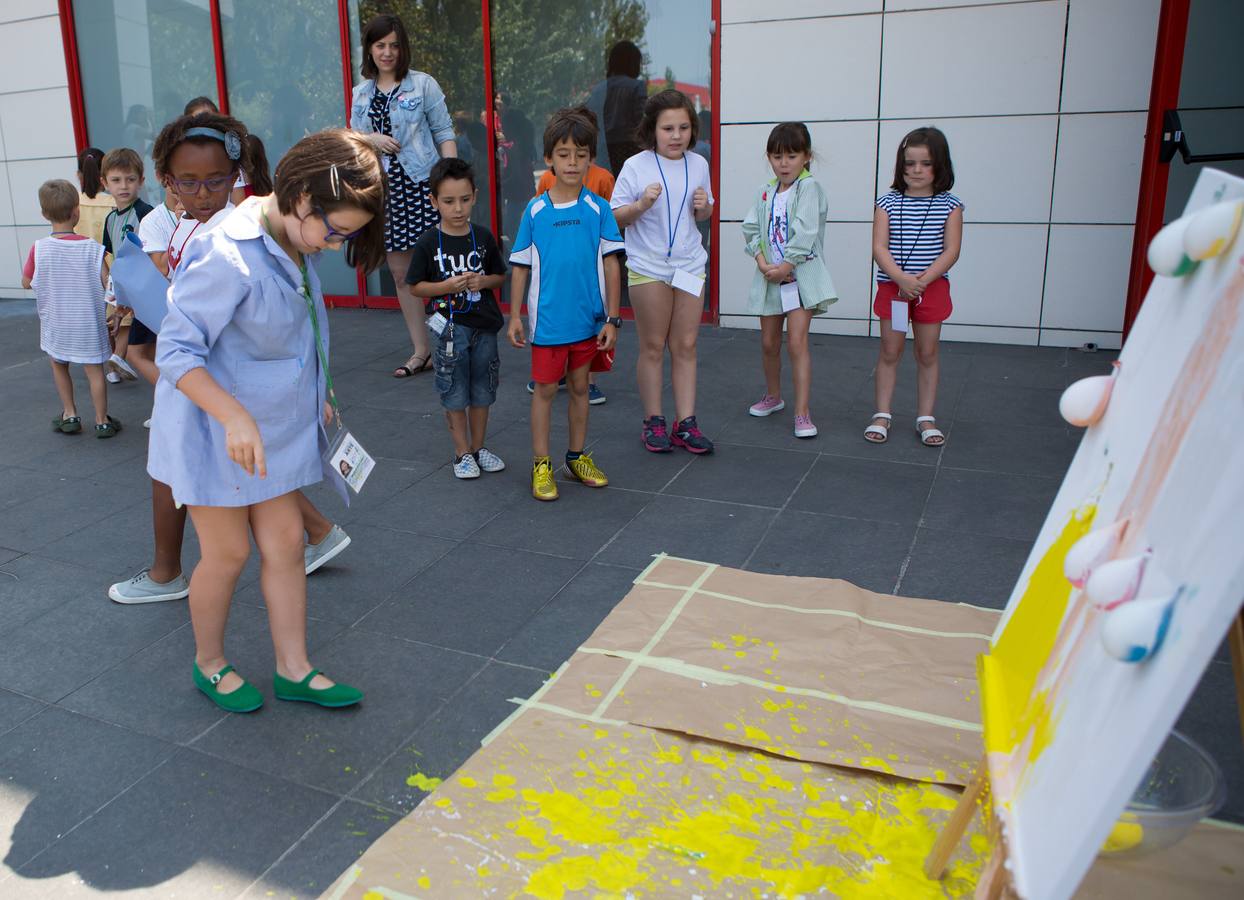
[0,299,1237,897]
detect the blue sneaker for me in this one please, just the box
[588,382,607,405]
[526,378,568,394]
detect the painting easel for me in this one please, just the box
[925,607,1244,899]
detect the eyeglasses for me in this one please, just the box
[313,205,364,244]
[168,176,233,195]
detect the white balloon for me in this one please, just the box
[1147,216,1197,277]
[1101,594,1176,663]
[1085,553,1149,611]
[1064,518,1128,588]
[1183,200,1244,261]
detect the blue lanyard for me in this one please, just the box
[435,224,481,321]
[655,152,689,258]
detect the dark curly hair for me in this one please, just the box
[152,112,249,181]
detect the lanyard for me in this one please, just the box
[435,224,481,321]
[260,208,341,428]
[896,193,933,272]
[162,204,178,229]
[655,151,689,258]
[768,182,795,262]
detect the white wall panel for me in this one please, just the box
[1039,329,1123,351]
[887,0,1032,9]
[1041,224,1133,332]
[719,121,877,222]
[0,88,76,161]
[14,224,47,279]
[940,323,1038,346]
[7,158,77,225]
[0,2,56,25]
[823,222,875,320]
[721,0,880,23]
[0,162,13,227]
[809,317,870,336]
[721,15,881,123]
[0,225,22,289]
[0,16,67,92]
[1061,0,1160,113]
[946,223,1048,328]
[718,222,755,315]
[875,116,1057,223]
[881,2,1066,118]
[1051,113,1146,224]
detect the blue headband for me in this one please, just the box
[185,126,242,162]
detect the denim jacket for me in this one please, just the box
[350,71,455,184]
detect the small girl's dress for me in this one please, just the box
[30,235,111,364]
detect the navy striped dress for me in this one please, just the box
[875,191,963,282]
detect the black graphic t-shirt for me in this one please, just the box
[406,224,506,332]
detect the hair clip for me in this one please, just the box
[184,126,243,161]
[329,163,341,200]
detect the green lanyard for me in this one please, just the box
[262,208,340,428]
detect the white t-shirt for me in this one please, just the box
[612,149,713,280]
[769,187,791,262]
[139,203,181,254]
[167,203,235,275]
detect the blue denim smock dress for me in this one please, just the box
[148,205,337,507]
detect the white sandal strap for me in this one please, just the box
[871,412,892,421]
[915,416,936,424]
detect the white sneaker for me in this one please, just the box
[106,371,122,384]
[454,452,481,479]
[143,418,152,429]
[109,354,138,380]
[109,568,190,604]
[474,447,506,473]
[305,525,351,575]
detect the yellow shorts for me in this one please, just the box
[626,270,705,292]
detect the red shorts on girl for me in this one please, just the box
[531,336,614,383]
[873,277,953,324]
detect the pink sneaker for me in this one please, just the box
[794,415,818,438]
[749,394,785,417]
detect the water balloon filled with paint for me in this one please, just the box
[1084,552,1150,611]
[1183,199,1244,261]
[1100,592,1177,663]
[1060,361,1121,428]
[1147,216,1197,278]
[1063,518,1129,589]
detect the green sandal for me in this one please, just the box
[193,662,264,713]
[95,415,123,439]
[273,669,363,708]
[53,414,82,434]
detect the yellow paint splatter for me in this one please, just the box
[459,776,478,788]
[417,875,431,890]
[405,772,442,791]
[743,725,772,743]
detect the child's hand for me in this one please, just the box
[444,273,472,294]
[464,272,483,292]
[323,402,334,427]
[641,182,662,209]
[692,187,709,212]
[370,133,401,155]
[896,273,924,298]
[507,316,526,349]
[755,254,773,276]
[224,411,266,478]
[597,322,617,352]
[764,262,795,284]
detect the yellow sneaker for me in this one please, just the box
[565,451,608,488]
[532,457,559,501]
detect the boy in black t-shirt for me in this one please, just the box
[407,158,508,479]
[100,147,156,384]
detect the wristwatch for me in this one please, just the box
[605,316,623,328]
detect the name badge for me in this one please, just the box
[671,268,703,297]
[780,281,801,313]
[427,312,448,335]
[891,300,909,333]
[325,428,375,495]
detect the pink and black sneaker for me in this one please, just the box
[672,416,714,454]
[642,415,672,453]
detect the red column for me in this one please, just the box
[56,0,89,150]
[208,0,229,113]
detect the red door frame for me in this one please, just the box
[54,0,724,321]
[1125,0,1191,338]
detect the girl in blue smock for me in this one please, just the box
[150,129,386,713]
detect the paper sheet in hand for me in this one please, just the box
[780,281,801,312]
[110,230,169,334]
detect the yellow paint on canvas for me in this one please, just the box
[980,505,1096,758]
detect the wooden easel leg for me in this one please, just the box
[1229,609,1244,752]
[973,848,1006,900]
[925,754,988,880]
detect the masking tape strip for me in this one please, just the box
[368,886,419,900]
[592,560,719,719]
[632,551,671,585]
[635,578,993,641]
[480,660,570,747]
[580,646,982,732]
[503,699,627,727]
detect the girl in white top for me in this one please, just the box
[612,90,715,455]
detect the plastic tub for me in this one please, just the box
[1098,730,1227,858]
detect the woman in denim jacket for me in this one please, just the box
[350,13,456,378]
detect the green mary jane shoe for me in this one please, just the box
[273,669,363,708]
[193,663,264,713]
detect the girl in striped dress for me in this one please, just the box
[865,127,963,448]
[22,179,119,437]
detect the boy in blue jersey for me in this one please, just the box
[507,109,624,501]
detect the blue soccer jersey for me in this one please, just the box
[509,188,624,346]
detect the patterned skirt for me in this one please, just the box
[385,159,438,252]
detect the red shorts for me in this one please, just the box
[531,336,614,383]
[873,277,953,324]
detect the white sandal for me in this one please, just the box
[864,412,892,444]
[916,416,945,447]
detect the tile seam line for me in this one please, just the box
[739,449,819,571]
[238,795,355,900]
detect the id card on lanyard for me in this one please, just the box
[299,262,375,495]
[656,152,702,293]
